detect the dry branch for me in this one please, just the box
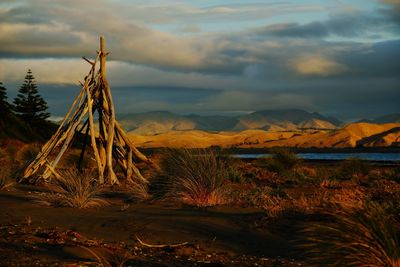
[135,236,190,248]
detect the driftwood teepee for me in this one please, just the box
[21,35,155,184]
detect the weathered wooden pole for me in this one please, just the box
[99,35,117,184]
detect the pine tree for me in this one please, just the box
[0,81,10,114]
[13,69,50,123]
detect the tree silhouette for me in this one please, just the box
[0,81,10,114]
[13,69,50,123]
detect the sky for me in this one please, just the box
[0,0,399,121]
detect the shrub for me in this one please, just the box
[224,157,247,183]
[35,169,107,208]
[127,181,150,202]
[0,174,13,190]
[271,148,300,169]
[334,158,370,180]
[0,148,14,190]
[15,143,40,167]
[387,167,400,183]
[160,149,230,207]
[256,148,299,175]
[302,201,400,266]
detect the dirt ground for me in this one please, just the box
[0,185,305,266]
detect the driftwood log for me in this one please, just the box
[21,35,156,184]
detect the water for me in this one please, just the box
[234,153,400,162]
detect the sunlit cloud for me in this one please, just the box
[289,55,347,76]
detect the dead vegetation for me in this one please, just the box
[303,202,400,267]
[35,169,108,208]
[159,149,230,207]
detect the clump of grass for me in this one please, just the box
[160,149,231,207]
[387,167,400,183]
[0,175,13,190]
[224,157,247,184]
[79,246,130,267]
[319,179,341,189]
[0,148,14,190]
[256,148,299,175]
[15,143,40,166]
[36,169,107,208]
[302,201,400,266]
[127,180,150,202]
[262,195,289,218]
[334,158,370,181]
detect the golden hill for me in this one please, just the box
[127,123,400,148]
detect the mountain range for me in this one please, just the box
[358,113,400,124]
[128,123,400,148]
[118,109,343,135]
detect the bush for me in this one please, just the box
[0,174,13,190]
[302,201,400,266]
[256,148,299,175]
[0,148,14,189]
[160,149,231,207]
[35,169,107,208]
[334,158,370,180]
[387,167,400,183]
[15,143,40,167]
[224,157,247,183]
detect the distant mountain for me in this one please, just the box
[119,109,342,135]
[233,109,340,131]
[358,113,400,124]
[118,111,195,135]
[127,122,400,148]
[371,113,400,124]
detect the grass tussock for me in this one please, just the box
[0,174,13,190]
[36,169,108,208]
[79,246,130,267]
[334,158,370,180]
[303,201,400,267]
[256,148,300,175]
[0,148,14,190]
[127,180,150,202]
[160,149,233,207]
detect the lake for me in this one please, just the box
[234,153,400,162]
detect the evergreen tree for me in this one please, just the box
[0,81,10,114]
[13,69,50,123]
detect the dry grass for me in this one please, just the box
[302,201,400,266]
[160,149,230,207]
[15,143,40,167]
[0,174,13,190]
[262,195,289,218]
[319,179,341,189]
[257,148,300,175]
[79,246,130,267]
[127,180,150,201]
[35,169,108,208]
[0,148,14,190]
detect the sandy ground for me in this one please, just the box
[0,185,304,266]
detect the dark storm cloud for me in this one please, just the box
[380,0,400,23]
[253,10,399,39]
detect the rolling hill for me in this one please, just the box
[119,109,342,135]
[127,122,400,148]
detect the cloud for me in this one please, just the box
[289,55,347,76]
[0,0,399,120]
[382,0,400,5]
[253,12,398,39]
[0,58,87,84]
